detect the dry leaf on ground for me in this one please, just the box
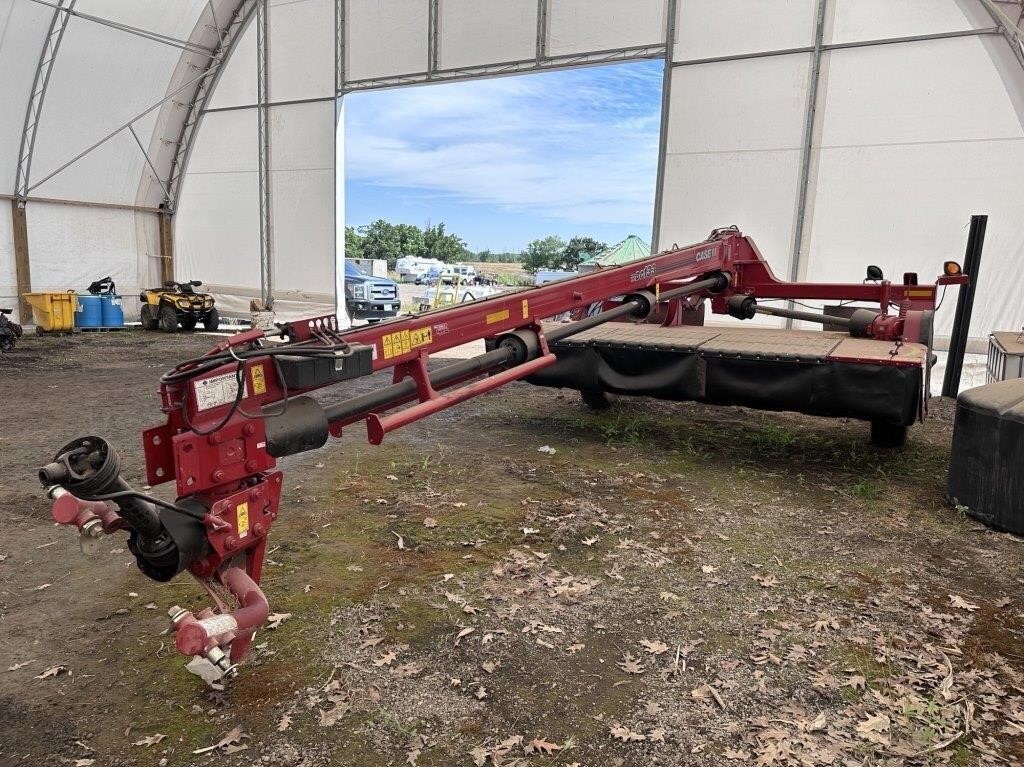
[192,726,247,755]
[618,653,644,674]
[526,738,561,755]
[266,612,291,629]
[132,734,166,748]
[640,639,669,655]
[609,724,645,742]
[34,665,68,680]
[948,594,979,611]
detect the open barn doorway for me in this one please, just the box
[336,60,664,325]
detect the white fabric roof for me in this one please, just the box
[0,0,1021,344]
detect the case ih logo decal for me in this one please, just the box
[630,264,658,283]
[693,247,714,263]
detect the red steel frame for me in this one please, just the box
[52,227,966,669]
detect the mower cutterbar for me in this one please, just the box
[38,226,966,676]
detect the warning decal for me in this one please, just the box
[193,371,248,411]
[250,363,267,395]
[236,502,250,537]
[381,326,433,360]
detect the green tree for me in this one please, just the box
[476,249,493,263]
[393,223,425,261]
[357,220,425,268]
[560,236,606,269]
[422,222,468,263]
[522,235,566,273]
[357,219,398,264]
[344,226,363,259]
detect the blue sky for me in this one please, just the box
[342,60,664,253]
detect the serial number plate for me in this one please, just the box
[194,370,248,411]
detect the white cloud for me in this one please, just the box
[343,62,662,226]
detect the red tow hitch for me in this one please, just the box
[168,568,269,678]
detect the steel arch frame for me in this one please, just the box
[165,0,260,214]
[14,0,76,204]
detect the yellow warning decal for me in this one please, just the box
[655,283,660,302]
[381,327,432,359]
[250,363,267,395]
[486,309,511,325]
[236,502,250,537]
[409,326,433,348]
[521,299,529,319]
[905,288,934,298]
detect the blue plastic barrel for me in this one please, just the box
[75,294,103,328]
[100,294,124,327]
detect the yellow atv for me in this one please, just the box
[139,280,220,332]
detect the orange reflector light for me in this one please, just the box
[944,261,962,275]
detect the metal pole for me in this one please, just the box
[942,215,987,398]
[15,0,75,201]
[428,0,439,75]
[25,0,216,56]
[28,67,217,195]
[787,0,827,327]
[166,0,257,212]
[650,0,677,253]
[128,124,172,204]
[535,0,548,63]
[672,27,1000,68]
[257,0,274,310]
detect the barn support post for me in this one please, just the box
[159,211,175,284]
[11,201,31,324]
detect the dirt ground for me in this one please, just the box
[1,331,1022,767]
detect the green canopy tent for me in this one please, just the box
[578,235,651,273]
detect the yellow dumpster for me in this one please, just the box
[23,291,76,332]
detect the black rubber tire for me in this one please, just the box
[179,317,197,331]
[203,308,220,331]
[580,390,615,411]
[870,421,908,448]
[140,304,158,330]
[158,304,178,332]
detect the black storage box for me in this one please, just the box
[276,344,373,389]
[948,378,1024,534]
